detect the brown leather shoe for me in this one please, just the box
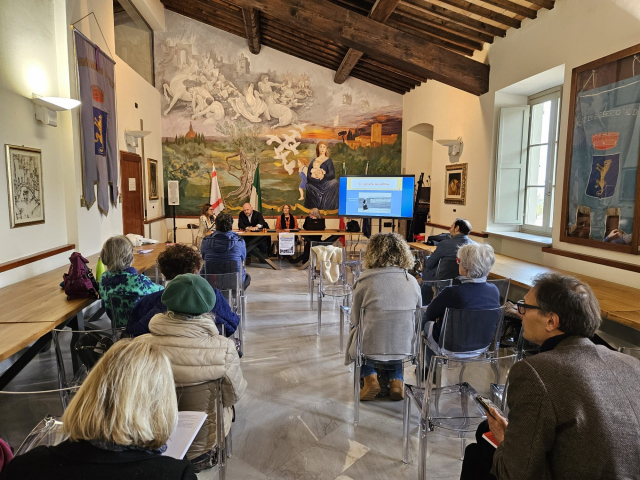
[360,374,381,401]
[389,379,404,401]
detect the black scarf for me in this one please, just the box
[280,213,295,229]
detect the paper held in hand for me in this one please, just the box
[162,411,207,459]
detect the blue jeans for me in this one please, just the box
[361,361,404,381]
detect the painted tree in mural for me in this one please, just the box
[216,120,266,199]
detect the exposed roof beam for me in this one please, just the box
[385,17,474,56]
[231,0,489,95]
[389,12,483,51]
[163,2,245,37]
[526,0,554,9]
[480,0,537,19]
[241,7,261,54]
[435,0,520,29]
[334,0,402,84]
[400,0,507,37]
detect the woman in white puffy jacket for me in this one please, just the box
[136,273,246,473]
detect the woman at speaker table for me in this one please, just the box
[196,204,215,248]
[289,208,324,264]
[275,204,297,230]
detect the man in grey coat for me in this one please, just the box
[461,273,640,480]
[422,218,475,281]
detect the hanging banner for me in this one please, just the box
[279,232,295,255]
[74,29,118,214]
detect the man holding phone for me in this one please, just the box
[461,273,640,480]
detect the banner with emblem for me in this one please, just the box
[74,29,118,214]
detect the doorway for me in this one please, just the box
[120,151,144,236]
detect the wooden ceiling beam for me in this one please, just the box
[354,61,423,88]
[234,0,489,95]
[260,37,342,70]
[396,3,494,43]
[334,0,402,84]
[401,0,506,37]
[385,18,473,56]
[480,0,537,19]
[352,66,416,91]
[436,0,520,29]
[260,19,348,57]
[526,0,554,9]
[349,70,409,94]
[163,0,244,30]
[163,3,245,37]
[241,7,261,54]
[389,12,483,50]
[360,56,428,83]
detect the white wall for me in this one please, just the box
[405,123,434,185]
[0,0,165,288]
[403,0,640,286]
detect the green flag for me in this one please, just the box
[249,165,262,212]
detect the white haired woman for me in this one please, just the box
[99,235,162,327]
[423,243,501,357]
[344,233,421,402]
[1,340,197,479]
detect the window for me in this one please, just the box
[113,0,154,85]
[494,87,562,236]
[522,88,561,235]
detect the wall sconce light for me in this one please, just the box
[32,94,81,127]
[436,137,463,156]
[124,130,151,147]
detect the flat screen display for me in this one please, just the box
[338,175,415,219]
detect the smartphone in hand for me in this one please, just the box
[475,395,501,419]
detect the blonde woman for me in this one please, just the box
[1,340,196,479]
[344,233,421,401]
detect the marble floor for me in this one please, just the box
[0,262,470,480]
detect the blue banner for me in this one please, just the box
[74,29,117,214]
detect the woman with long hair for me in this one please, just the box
[304,141,339,211]
[196,204,215,248]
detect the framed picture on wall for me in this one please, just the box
[5,145,45,228]
[560,42,640,254]
[148,158,159,200]
[444,163,467,205]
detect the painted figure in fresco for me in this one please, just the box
[305,142,339,211]
[229,83,268,123]
[297,158,308,200]
[162,71,198,115]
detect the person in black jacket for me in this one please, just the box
[237,203,270,256]
[0,340,196,480]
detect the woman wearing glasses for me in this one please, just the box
[423,243,501,358]
[196,204,216,248]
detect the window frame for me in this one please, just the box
[521,86,562,236]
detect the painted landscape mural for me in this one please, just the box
[155,11,403,216]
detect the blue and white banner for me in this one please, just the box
[74,29,117,214]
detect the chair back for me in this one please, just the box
[618,347,640,360]
[204,260,244,292]
[420,279,453,306]
[438,306,505,357]
[487,278,511,306]
[515,324,540,360]
[357,307,425,362]
[105,292,141,329]
[201,273,241,312]
[13,415,70,456]
[435,257,459,281]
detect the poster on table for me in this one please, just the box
[279,232,295,255]
[74,28,118,215]
[561,44,640,254]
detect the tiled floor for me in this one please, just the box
[0,262,469,479]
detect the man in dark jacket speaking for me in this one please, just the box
[238,203,270,256]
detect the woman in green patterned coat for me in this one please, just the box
[99,236,163,327]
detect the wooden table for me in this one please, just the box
[238,230,362,270]
[0,243,168,388]
[408,242,640,330]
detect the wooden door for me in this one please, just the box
[120,151,144,236]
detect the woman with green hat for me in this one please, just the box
[136,273,246,473]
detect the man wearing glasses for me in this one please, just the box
[461,273,640,480]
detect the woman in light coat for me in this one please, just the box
[345,233,421,402]
[136,274,246,473]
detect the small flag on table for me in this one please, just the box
[209,163,225,215]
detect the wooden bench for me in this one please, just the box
[0,243,168,388]
[408,242,640,331]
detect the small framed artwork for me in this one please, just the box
[5,145,45,228]
[148,158,159,200]
[444,163,467,205]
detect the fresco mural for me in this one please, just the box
[156,11,403,216]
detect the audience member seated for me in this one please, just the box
[423,243,500,362]
[201,212,250,290]
[344,233,421,401]
[238,203,269,256]
[136,274,247,473]
[0,340,196,480]
[275,204,297,230]
[422,218,475,281]
[460,273,640,480]
[99,235,162,326]
[196,203,215,248]
[127,244,239,337]
[289,208,325,264]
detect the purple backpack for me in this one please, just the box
[63,253,99,300]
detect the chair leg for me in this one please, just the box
[215,382,226,480]
[354,363,361,426]
[317,285,322,336]
[460,438,466,461]
[226,429,233,458]
[402,387,411,464]
[418,417,428,480]
[339,304,344,354]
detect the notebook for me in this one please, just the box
[162,411,207,459]
[482,431,499,449]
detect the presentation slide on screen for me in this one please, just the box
[339,176,414,218]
